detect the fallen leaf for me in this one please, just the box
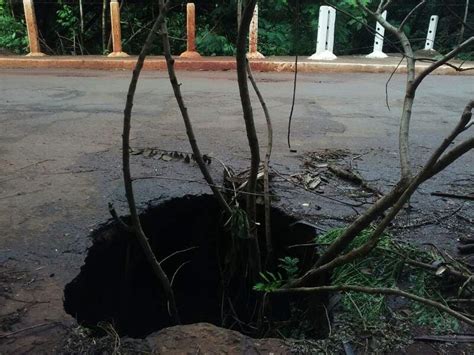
[309,177,322,190]
[435,265,447,276]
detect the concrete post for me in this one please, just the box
[308,6,337,60]
[247,4,264,59]
[180,3,201,58]
[23,0,45,56]
[108,0,128,57]
[424,15,439,51]
[366,10,388,59]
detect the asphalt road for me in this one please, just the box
[0,69,472,352]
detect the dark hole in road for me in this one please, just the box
[64,195,329,338]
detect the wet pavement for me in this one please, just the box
[0,68,472,352]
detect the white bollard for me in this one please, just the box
[424,15,439,51]
[366,11,388,59]
[308,6,337,61]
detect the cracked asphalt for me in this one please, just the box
[0,68,472,352]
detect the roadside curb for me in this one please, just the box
[0,56,472,75]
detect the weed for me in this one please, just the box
[317,228,461,332]
[253,257,300,292]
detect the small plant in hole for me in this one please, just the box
[253,257,300,292]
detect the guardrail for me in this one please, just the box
[19,2,441,60]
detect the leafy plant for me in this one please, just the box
[227,207,250,240]
[253,257,300,292]
[278,256,300,280]
[56,3,78,36]
[197,25,235,56]
[253,271,284,292]
[0,1,27,54]
[317,228,460,332]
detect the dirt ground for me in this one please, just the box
[0,69,473,353]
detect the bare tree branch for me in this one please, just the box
[416,58,474,72]
[158,1,232,216]
[430,137,474,178]
[359,0,415,180]
[246,59,274,264]
[237,0,262,275]
[411,37,474,95]
[377,0,393,14]
[122,0,179,324]
[273,285,474,327]
[108,202,133,233]
[399,0,426,31]
[442,0,474,40]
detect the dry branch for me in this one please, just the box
[121,0,179,324]
[362,1,416,181]
[158,0,231,216]
[398,1,426,31]
[246,59,274,263]
[274,285,474,327]
[236,0,262,275]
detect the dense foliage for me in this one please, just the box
[0,0,472,58]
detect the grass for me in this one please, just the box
[317,228,461,333]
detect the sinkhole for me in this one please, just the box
[64,195,329,338]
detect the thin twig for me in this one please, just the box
[121,0,179,324]
[385,55,405,111]
[159,246,199,265]
[392,204,463,229]
[132,174,275,197]
[399,0,426,31]
[170,261,191,287]
[271,167,366,208]
[274,285,474,327]
[108,203,132,232]
[287,54,298,152]
[236,0,262,276]
[0,322,56,339]
[246,59,274,263]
